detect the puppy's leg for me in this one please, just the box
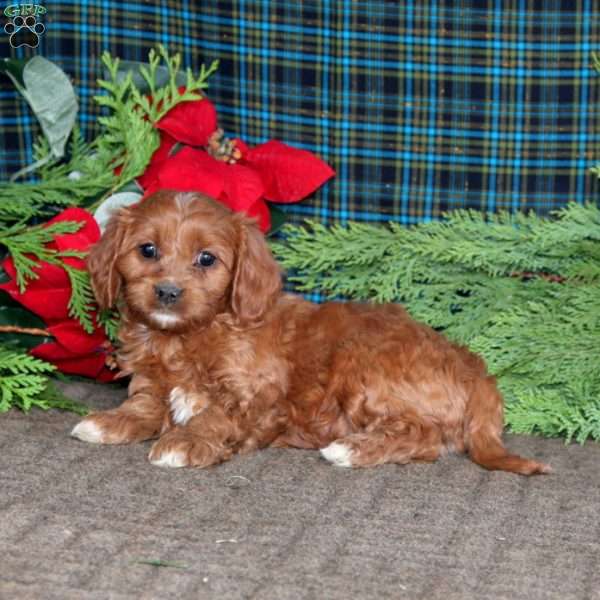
[71,376,166,444]
[320,416,443,468]
[148,404,238,468]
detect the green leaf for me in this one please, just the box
[5,56,78,178]
[267,205,287,237]
[0,57,28,87]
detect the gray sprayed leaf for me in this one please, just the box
[11,56,78,160]
[94,191,143,232]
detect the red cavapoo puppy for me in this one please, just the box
[71,190,550,475]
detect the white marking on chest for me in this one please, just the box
[169,387,198,425]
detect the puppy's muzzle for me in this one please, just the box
[154,282,184,306]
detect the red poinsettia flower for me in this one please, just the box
[136,131,178,190]
[142,145,271,230]
[156,92,218,146]
[137,95,335,232]
[242,140,335,203]
[0,208,114,380]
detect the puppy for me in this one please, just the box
[72,190,550,475]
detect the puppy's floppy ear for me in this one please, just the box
[86,208,132,309]
[231,218,282,325]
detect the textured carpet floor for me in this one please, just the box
[1,382,599,600]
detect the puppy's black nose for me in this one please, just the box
[154,282,184,305]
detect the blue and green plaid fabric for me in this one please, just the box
[2,1,600,225]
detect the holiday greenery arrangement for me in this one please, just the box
[1,46,599,447]
[0,46,334,412]
[271,204,600,443]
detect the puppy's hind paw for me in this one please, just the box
[149,448,188,468]
[148,430,224,469]
[320,441,354,468]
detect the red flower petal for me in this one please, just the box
[214,163,271,231]
[49,207,99,246]
[157,97,218,147]
[31,341,112,379]
[137,131,178,190]
[48,320,107,355]
[1,258,69,291]
[243,140,335,203]
[0,261,72,323]
[245,198,272,232]
[0,207,99,322]
[220,163,265,212]
[50,207,100,269]
[152,147,225,199]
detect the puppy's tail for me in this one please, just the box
[465,376,551,476]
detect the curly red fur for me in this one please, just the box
[72,190,550,475]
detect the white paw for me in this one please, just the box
[149,449,188,468]
[71,420,104,444]
[320,441,354,468]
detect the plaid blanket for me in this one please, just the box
[1,1,599,225]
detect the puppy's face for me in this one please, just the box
[87,191,281,331]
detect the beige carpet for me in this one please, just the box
[1,381,599,599]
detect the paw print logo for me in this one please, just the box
[4,15,45,48]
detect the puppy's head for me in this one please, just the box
[87,191,282,331]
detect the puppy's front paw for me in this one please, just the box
[71,412,160,445]
[71,418,106,444]
[149,430,225,468]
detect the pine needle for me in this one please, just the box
[0,347,56,412]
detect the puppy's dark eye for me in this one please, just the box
[195,251,216,267]
[139,243,158,259]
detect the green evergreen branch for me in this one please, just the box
[89,46,219,210]
[98,308,120,343]
[0,220,84,291]
[37,379,89,415]
[129,45,219,124]
[0,348,88,414]
[63,265,96,334]
[0,348,55,412]
[0,221,100,334]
